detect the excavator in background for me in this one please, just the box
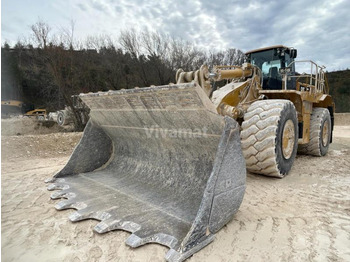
[47,45,334,261]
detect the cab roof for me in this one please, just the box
[245,45,292,55]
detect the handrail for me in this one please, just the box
[284,60,328,94]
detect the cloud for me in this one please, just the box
[76,3,87,12]
[1,0,349,71]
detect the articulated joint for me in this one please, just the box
[217,102,244,119]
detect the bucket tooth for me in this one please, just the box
[92,208,154,234]
[55,200,87,210]
[126,232,178,249]
[50,191,63,199]
[47,83,246,261]
[125,234,143,247]
[50,191,76,200]
[91,211,112,221]
[94,219,120,233]
[68,210,111,222]
[55,200,73,210]
[45,177,55,183]
[94,219,141,234]
[69,211,87,222]
[47,183,69,191]
[113,220,142,233]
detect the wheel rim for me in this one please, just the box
[58,115,63,124]
[282,119,295,159]
[322,120,329,146]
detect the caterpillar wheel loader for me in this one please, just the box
[47,45,334,261]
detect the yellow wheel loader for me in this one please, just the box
[24,108,47,121]
[47,45,334,261]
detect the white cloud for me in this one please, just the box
[1,0,349,71]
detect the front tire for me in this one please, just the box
[298,108,331,156]
[241,100,298,178]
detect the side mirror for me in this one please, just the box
[290,49,297,59]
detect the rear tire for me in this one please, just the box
[298,108,331,156]
[241,100,298,178]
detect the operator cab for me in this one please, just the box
[245,45,297,90]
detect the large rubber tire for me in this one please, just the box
[57,111,67,126]
[241,100,298,178]
[298,108,331,156]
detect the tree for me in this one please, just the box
[31,18,51,48]
[3,21,269,134]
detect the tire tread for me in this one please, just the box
[241,100,297,178]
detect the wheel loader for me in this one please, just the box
[47,45,334,261]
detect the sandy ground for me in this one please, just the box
[1,117,74,136]
[2,125,350,262]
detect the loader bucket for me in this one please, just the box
[47,83,246,262]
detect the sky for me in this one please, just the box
[1,0,350,71]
